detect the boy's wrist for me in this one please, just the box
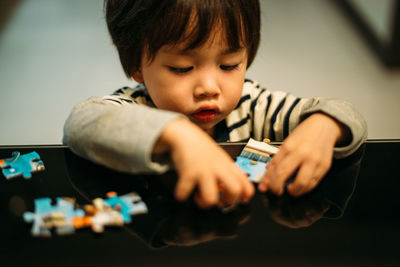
[335,122,351,147]
[152,118,196,154]
[309,113,351,146]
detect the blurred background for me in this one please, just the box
[0,0,399,145]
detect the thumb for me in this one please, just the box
[258,175,269,192]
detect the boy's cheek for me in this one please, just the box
[153,93,194,115]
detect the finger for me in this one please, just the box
[298,174,321,196]
[218,164,254,203]
[288,153,332,197]
[218,176,242,206]
[258,180,268,192]
[174,175,197,201]
[234,172,255,204]
[194,193,209,208]
[286,162,316,197]
[258,162,271,192]
[232,165,255,202]
[259,147,289,191]
[196,176,218,208]
[297,161,330,196]
[268,154,303,196]
[240,174,255,202]
[269,145,289,164]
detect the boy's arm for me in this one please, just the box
[231,80,367,157]
[243,80,367,197]
[258,97,367,196]
[64,97,254,207]
[259,112,345,196]
[63,97,183,173]
[153,118,254,207]
[299,98,367,158]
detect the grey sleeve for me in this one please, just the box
[300,98,368,159]
[63,97,183,173]
[244,82,367,159]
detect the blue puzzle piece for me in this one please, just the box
[23,197,84,237]
[105,192,148,223]
[0,151,45,179]
[235,156,267,183]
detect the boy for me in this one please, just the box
[63,0,367,208]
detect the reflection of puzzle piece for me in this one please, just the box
[235,156,267,183]
[23,198,84,237]
[0,151,45,179]
[105,192,148,223]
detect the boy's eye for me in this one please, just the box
[220,64,239,71]
[168,66,193,73]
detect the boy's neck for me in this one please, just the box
[205,127,215,138]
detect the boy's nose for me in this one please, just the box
[193,70,220,98]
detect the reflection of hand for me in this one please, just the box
[259,113,347,197]
[261,193,330,229]
[157,205,250,246]
[260,143,364,229]
[154,119,254,208]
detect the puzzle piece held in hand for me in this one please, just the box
[23,197,85,237]
[235,156,267,183]
[238,138,278,163]
[0,151,45,179]
[235,138,280,183]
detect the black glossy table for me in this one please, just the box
[1,141,399,266]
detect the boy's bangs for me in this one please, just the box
[147,0,245,56]
[105,0,259,77]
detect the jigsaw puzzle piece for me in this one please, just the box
[238,138,278,163]
[23,198,53,237]
[23,192,148,236]
[235,156,267,183]
[0,151,45,179]
[88,198,125,233]
[52,198,85,235]
[23,197,84,237]
[119,193,148,216]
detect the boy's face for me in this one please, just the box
[133,31,248,135]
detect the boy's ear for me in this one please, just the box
[131,70,144,83]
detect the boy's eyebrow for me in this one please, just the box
[220,47,246,55]
[163,47,245,56]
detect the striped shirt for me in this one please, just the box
[102,79,308,143]
[64,78,367,173]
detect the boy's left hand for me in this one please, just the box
[258,113,348,197]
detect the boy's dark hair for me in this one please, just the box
[105,0,260,78]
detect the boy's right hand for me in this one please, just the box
[153,119,254,208]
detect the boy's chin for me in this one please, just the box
[196,122,218,137]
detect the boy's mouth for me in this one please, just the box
[191,106,219,123]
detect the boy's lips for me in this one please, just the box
[191,106,219,123]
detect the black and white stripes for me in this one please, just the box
[225,80,304,142]
[102,79,306,142]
